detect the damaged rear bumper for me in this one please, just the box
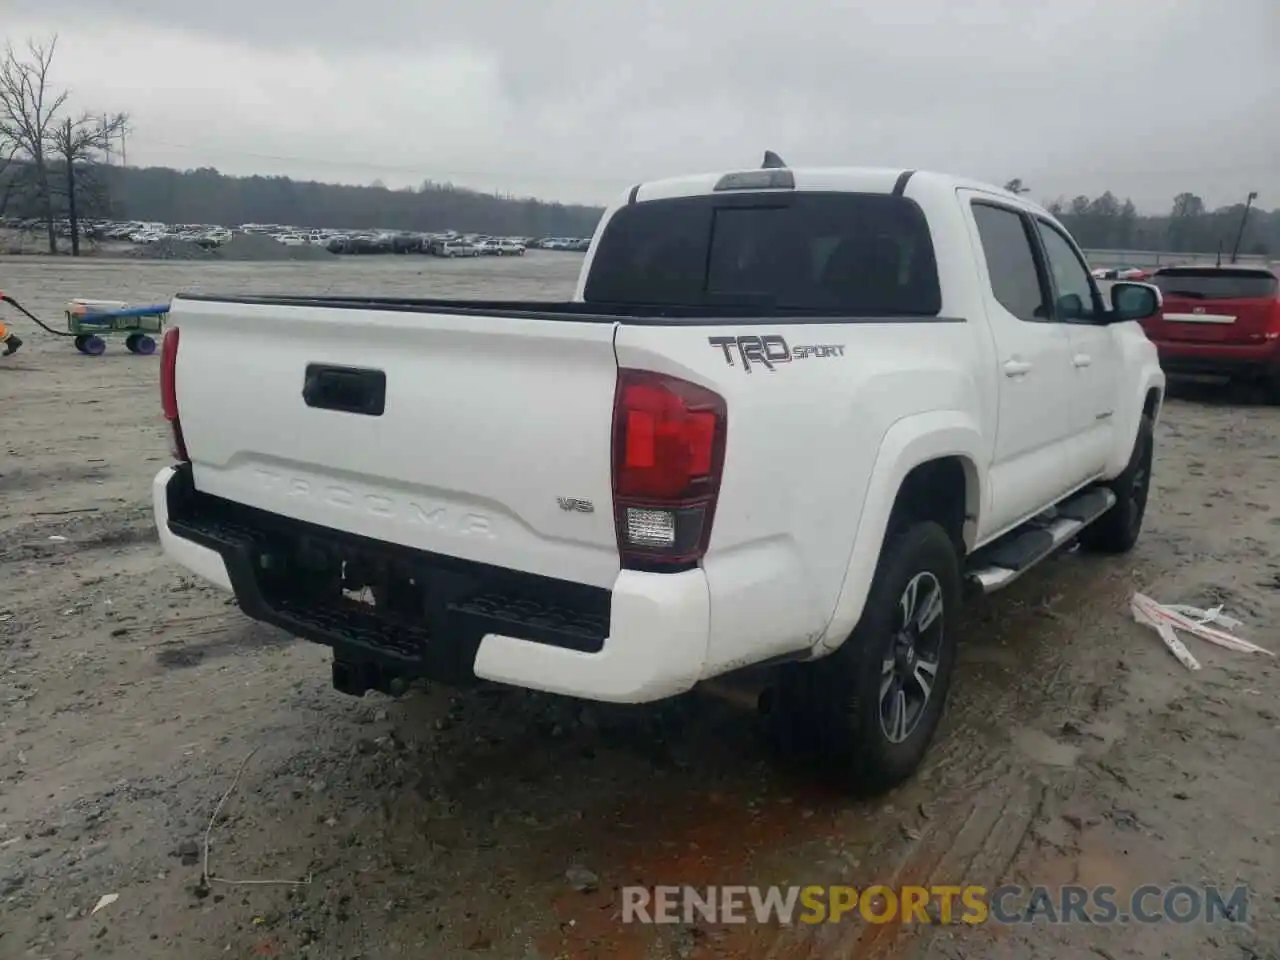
[152,465,710,703]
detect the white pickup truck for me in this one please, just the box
[153,156,1166,793]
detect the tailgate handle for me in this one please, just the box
[303,364,386,416]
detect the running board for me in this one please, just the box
[965,488,1116,594]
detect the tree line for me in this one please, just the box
[87,165,604,238]
[15,166,1264,256]
[1,159,602,240]
[1003,179,1274,258]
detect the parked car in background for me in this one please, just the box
[435,239,479,258]
[390,232,422,254]
[345,234,394,254]
[1093,266,1152,281]
[1140,264,1280,398]
[1116,267,1151,281]
[493,239,526,256]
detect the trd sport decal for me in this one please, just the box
[708,335,846,373]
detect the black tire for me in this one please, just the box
[1078,415,1154,554]
[765,521,962,796]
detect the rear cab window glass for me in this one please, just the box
[583,192,942,317]
[970,202,1047,322]
[1152,269,1278,301]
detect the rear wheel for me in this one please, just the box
[1078,415,1153,554]
[766,521,961,796]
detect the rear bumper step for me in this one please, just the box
[160,463,610,686]
[153,465,715,703]
[965,488,1116,593]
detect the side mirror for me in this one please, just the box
[1109,282,1161,323]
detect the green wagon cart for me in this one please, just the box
[65,298,171,356]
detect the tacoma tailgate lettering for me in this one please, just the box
[253,469,495,538]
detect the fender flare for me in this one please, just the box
[814,409,985,655]
[1106,365,1166,477]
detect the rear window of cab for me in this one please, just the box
[583,192,942,317]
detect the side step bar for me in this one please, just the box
[965,487,1116,594]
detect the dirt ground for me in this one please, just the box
[1,254,1277,960]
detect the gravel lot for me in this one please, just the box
[1,254,1278,960]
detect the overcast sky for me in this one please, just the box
[7,0,1278,212]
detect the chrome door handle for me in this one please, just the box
[1003,359,1033,377]
[1073,354,1092,368]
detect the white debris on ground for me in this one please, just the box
[1130,592,1275,671]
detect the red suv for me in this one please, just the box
[1140,265,1280,398]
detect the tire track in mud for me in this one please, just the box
[0,501,156,564]
[533,548,1163,960]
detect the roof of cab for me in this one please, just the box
[627,165,1049,217]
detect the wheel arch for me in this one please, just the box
[814,411,985,655]
[1105,355,1165,477]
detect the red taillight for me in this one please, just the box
[612,369,727,570]
[159,326,188,462]
[1269,299,1280,339]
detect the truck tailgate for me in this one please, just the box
[170,297,622,589]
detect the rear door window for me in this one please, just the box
[1152,269,1278,300]
[583,192,942,317]
[970,202,1048,322]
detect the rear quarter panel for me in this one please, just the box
[614,319,987,677]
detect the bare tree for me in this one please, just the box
[1003,178,1031,195]
[0,36,68,253]
[49,111,128,255]
[0,36,129,255]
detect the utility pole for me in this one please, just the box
[1229,191,1258,263]
[119,126,127,167]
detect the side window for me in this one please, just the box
[1035,220,1100,322]
[971,203,1048,322]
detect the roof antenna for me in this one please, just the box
[761,150,787,170]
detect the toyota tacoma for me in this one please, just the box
[153,155,1166,793]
